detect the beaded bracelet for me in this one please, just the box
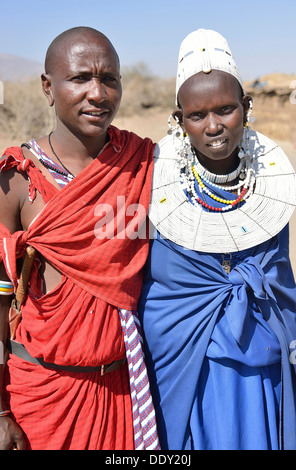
[0,410,10,417]
[0,280,14,296]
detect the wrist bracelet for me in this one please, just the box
[0,280,14,296]
[0,410,10,417]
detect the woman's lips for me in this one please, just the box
[207,138,227,148]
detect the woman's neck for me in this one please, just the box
[194,148,240,176]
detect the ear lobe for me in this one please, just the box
[173,110,184,127]
[41,73,54,107]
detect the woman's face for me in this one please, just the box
[177,70,250,174]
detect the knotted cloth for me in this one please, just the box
[139,229,296,449]
[0,126,160,450]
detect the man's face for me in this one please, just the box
[47,36,122,139]
[178,70,248,174]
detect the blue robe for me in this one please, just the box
[138,224,296,450]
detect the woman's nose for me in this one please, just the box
[205,113,223,135]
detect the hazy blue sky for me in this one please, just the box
[0,0,295,80]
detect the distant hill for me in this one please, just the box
[0,53,43,81]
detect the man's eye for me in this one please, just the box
[104,76,117,83]
[72,75,88,81]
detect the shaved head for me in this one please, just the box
[44,26,119,75]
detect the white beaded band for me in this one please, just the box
[193,154,243,183]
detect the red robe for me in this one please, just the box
[0,126,155,450]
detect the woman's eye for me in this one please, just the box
[220,106,234,114]
[189,113,204,121]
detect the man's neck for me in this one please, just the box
[53,126,109,161]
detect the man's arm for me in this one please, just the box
[0,162,26,449]
[0,263,26,450]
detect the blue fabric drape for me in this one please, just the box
[138,224,296,450]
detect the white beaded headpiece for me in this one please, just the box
[176,28,244,104]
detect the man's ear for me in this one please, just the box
[41,73,54,107]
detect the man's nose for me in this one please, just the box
[205,113,223,135]
[86,78,107,102]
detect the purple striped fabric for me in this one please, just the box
[119,309,160,450]
[29,140,73,187]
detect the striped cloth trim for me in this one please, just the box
[119,309,160,450]
[28,140,73,188]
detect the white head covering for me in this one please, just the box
[176,28,244,103]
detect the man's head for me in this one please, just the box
[44,27,120,75]
[41,27,122,140]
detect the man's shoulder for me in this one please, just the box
[0,147,29,233]
[1,146,23,162]
[0,147,28,192]
[0,154,6,164]
[109,125,155,148]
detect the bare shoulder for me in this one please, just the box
[0,153,29,233]
[0,153,29,196]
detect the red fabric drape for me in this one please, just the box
[0,127,155,449]
[0,126,155,310]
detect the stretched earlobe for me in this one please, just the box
[173,110,183,127]
[41,73,55,107]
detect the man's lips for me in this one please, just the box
[82,109,109,118]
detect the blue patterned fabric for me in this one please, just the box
[138,224,296,450]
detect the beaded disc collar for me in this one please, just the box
[149,130,296,253]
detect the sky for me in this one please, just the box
[0,0,295,81]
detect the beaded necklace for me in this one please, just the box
[48,132,75,179]
[194,157,244,184]
[180,146,256,213]
[25,141,74,188]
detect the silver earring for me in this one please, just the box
[167,113,181,137]
[246,100,255,124]
[239,100,254,162]
[238,126,251,163]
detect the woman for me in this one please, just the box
[138,29,296,450]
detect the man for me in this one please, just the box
[0,27,159,450]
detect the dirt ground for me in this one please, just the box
[1,106,296,275]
